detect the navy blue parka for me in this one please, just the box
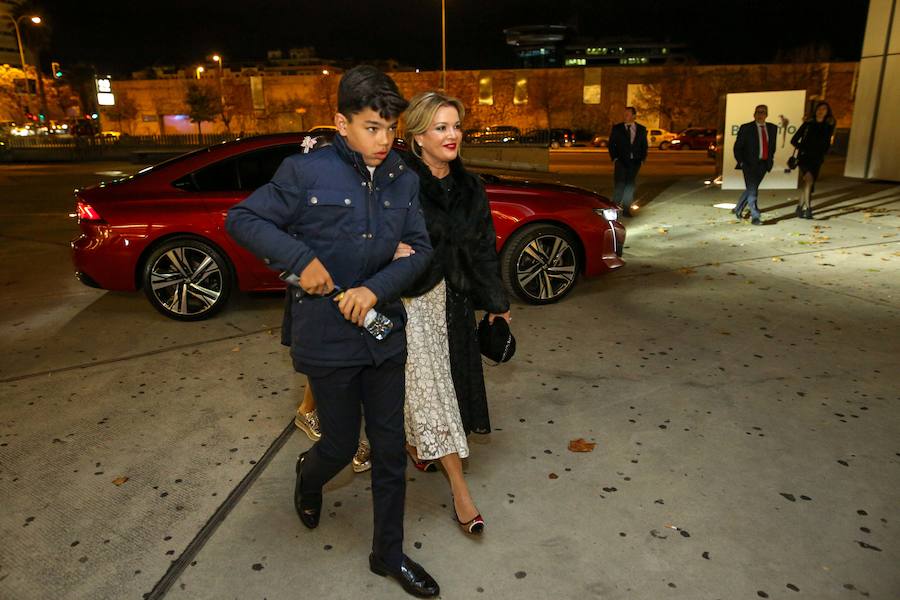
[225,134,433,371]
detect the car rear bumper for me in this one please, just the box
[71,229,142,291]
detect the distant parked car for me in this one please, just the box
[647,128,678,149]
[308,125,337,135]
[670,128,717,150]
[464,125,520,144]
[520,128,575,148]
[707,132,724,159]
[590,134,609,148]
[70,132,626,320]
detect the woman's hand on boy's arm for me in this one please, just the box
[393,242,415,261]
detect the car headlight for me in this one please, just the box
[594,208,619,221]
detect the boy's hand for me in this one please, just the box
[393,242,415,261]
[299,258,334,295]
[336,287,378,326]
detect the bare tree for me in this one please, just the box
[184,82,219,134]
[526,70,573,130]
[103,91,139,134]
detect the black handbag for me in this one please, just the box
[476,314,516,364]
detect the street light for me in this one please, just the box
[5,14,42,105]
[210,54,225,117]
[195,66,204,79]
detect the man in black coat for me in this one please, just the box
[733,104,778,225]
[608,106,648,217]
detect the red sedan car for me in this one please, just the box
[71,133,625,320]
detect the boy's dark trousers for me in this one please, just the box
[300,355,407,569]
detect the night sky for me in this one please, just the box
[31,0,869,76]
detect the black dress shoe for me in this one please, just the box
[804,207,813,219]
[369,553,440,598]
[795,206,803,218]
[751,218,762,226]
[294,452,322,529]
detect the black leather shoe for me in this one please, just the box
[369,553,440,598]
[294,452,322,529]
[751,218,762,226]
[804,207,813,219]
[795,206,803,218]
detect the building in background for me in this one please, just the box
[0,0,25,66]
[845,0,900,182]
[505,25,688,68]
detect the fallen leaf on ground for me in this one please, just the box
[658,228,669,234]
[112,476,129,486]
[568,438,597,452]
[231,346,240,352]
[678,267,696,275]
[548,473,559,479]
[772,257,784,262]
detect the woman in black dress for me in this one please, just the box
[791,101,836,219]
[397,91,510,534]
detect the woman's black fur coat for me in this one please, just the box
[399,150,510,314]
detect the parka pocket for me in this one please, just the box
[303,189,358,238]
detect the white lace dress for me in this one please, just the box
[402,279,469,460]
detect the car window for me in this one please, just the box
[237,144,300,191]
[172,144,300,192]
[173,158,239,192]
[650,129,661,135]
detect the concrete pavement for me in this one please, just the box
[0,159,898,599]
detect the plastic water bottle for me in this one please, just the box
[333,290,393,341]
[362,309,393,341]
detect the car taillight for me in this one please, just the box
[76,201,103,221]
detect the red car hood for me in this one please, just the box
[481,174,616,210]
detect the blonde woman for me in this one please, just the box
[397,92,511,535]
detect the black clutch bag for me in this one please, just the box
[477,314,516,364]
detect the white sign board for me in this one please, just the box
[722,90,806,190]
[96,78,116,106]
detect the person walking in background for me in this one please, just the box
[607,106,648,217]
[398,91,511,535]
[790,101,836,219]
[733,104,778,225]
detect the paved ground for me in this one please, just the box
[0,155,898,600]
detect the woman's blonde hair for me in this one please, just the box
[403,91,465,158]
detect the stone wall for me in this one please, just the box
[101,62,858,137]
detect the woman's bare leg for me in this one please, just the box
[299,381,315,414]
[439,453,479,522]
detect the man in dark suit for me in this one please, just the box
[733,104,778,225]
[608,106,648,217]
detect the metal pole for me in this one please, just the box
[441,0,446,90]
[8,16,30,105]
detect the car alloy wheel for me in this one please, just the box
[142,237,232,321]
[501,224,581,304]
[659,141,670,150]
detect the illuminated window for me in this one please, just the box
[514,77,528,105]
[583,68,601,104]
[565,58,586,66]
[478,76,493,105]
